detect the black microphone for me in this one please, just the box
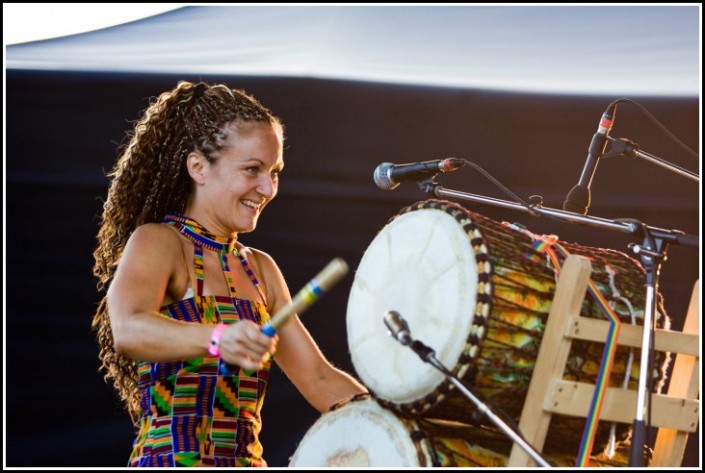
[563,104,617,215]
[383,310,412,346]
[373,157,465,191]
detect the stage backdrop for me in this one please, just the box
[6,69,699,467]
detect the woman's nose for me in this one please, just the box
[257,173,277,198]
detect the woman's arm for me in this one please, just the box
[107,224,274,370]
[250,250,367,412]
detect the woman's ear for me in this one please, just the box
[186,152,207,185]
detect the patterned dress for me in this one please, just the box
[128,214,272,467]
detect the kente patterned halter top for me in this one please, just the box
[128,213,271,467]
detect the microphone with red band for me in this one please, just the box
[563,104,617,215]
[373,157,466,191]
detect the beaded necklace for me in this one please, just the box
[162,213,260,298]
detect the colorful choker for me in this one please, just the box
[162,213,239,255]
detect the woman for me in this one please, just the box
[92,81,366,467]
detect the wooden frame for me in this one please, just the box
[507,255,700,467]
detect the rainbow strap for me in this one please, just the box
[529,236,622,466]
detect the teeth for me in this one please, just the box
[242,200,260,210]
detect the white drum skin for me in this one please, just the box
[289,396,433,467]
[347,208,479,404]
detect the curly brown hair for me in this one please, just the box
[92,80,283,424]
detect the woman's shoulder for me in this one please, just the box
[126,222,183,254]
[237,244,287,305]
[237,244,280,275]
[113,223,186,286]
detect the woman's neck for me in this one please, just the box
[162,212,238,254]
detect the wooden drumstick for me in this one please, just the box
[261,257,349,336]
[220,258,349,375]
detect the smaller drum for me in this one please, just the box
[289,394,509,467]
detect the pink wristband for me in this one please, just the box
[208,323,227,357]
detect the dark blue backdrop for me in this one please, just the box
[5,69,699,467]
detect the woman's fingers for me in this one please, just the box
[219,321,278,370]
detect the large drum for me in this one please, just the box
[346,199,670,456]
[289,394,632,467]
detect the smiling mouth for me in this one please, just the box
[241,199,262,212]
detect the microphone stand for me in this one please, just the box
[598,137,698,465]
[405,338,552,467]
[417,178,698,467]
[626,227,667,467]
[418,179,698,248]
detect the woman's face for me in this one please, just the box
[189,120,284,236]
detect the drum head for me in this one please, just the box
[347,207,480,404]
[289,396,431,467]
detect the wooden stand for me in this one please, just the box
[507,255,700,467]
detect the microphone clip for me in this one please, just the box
[418,177,440,196]
[627,243,666,261]
[603,137,640,160]
[410,339,436,362]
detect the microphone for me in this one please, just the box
[373,157,465,191]
[563,104,617,215]
[383,310,436,361]
[383,310,412,346]
[382,314,552,467]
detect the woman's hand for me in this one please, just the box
[219,320,278,371]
